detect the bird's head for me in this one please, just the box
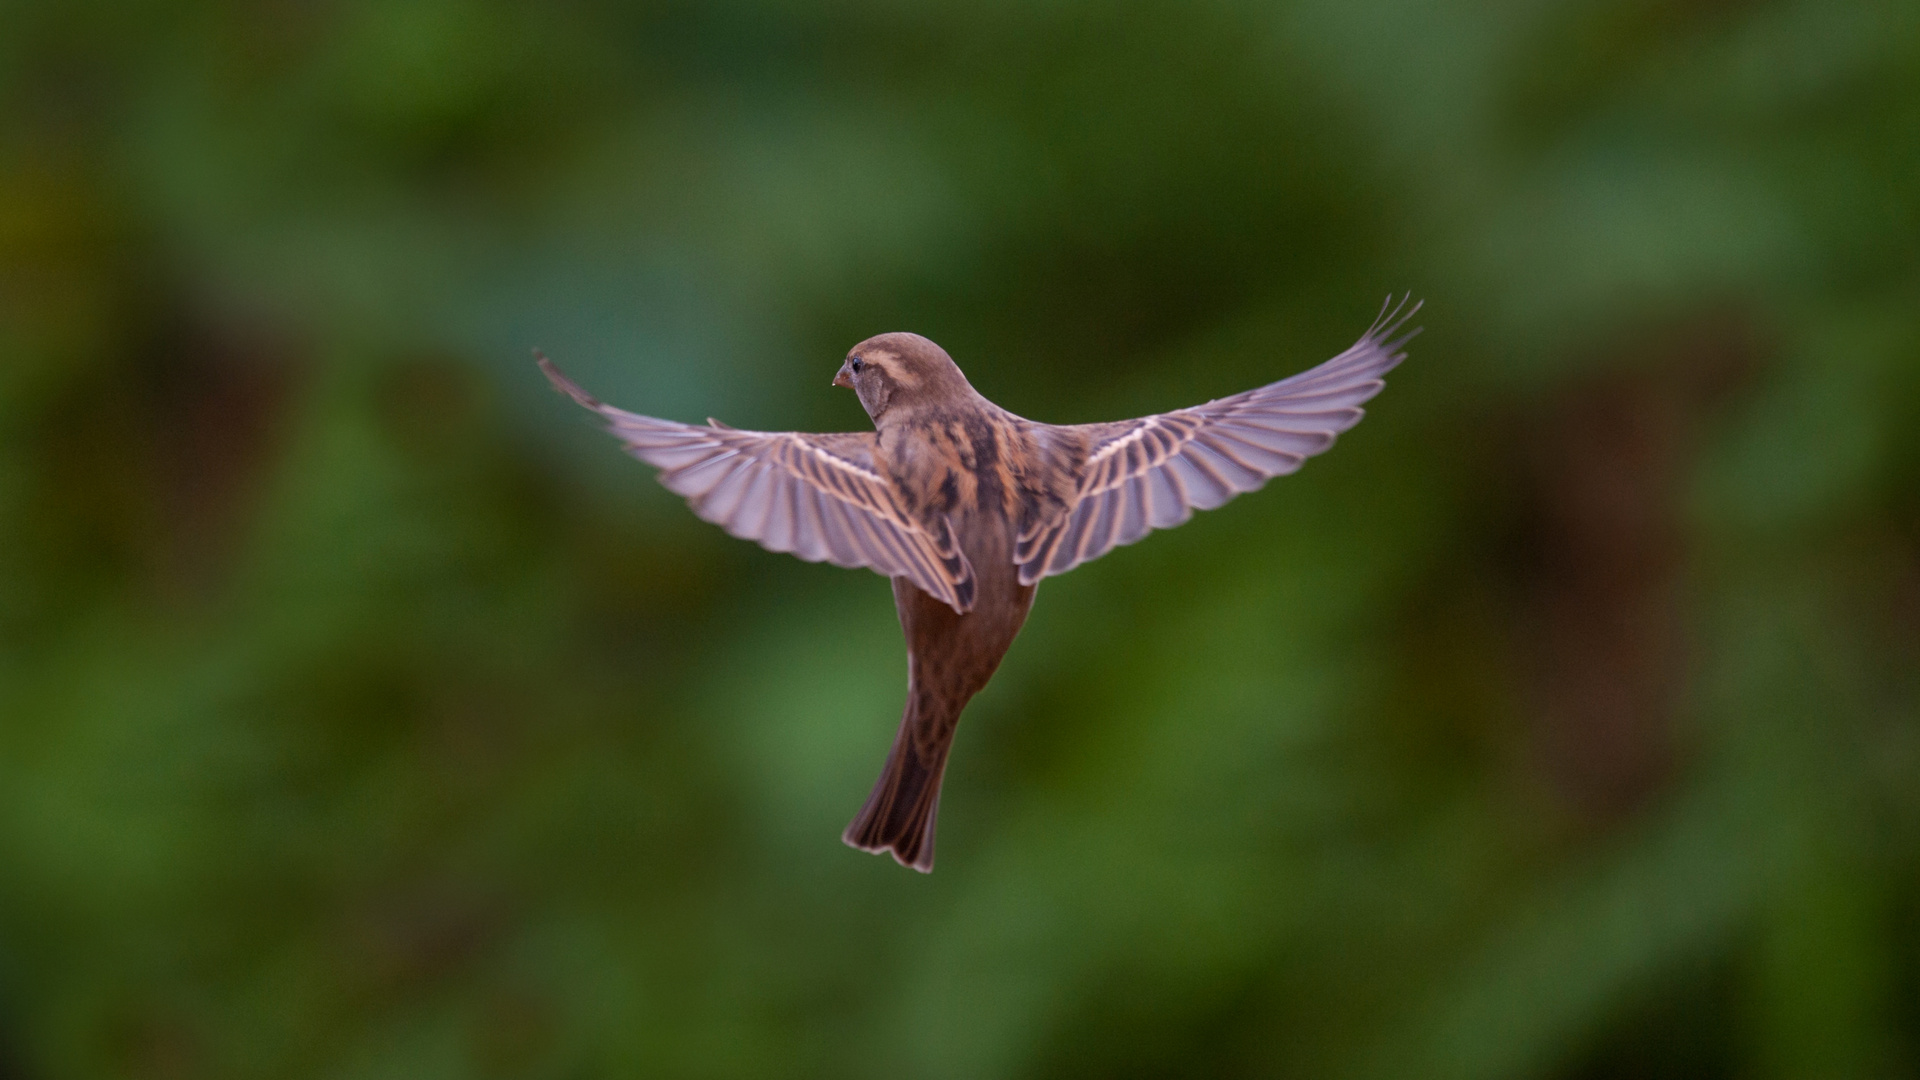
[834,332,976,423]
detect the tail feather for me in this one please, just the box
[842,718,950,873]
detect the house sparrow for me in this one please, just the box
[539,297,1419,872]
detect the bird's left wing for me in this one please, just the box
[540,358,975,612]
[1016,297,1419,584]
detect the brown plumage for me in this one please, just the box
[539,296,1420,871]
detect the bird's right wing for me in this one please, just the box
[1016,297,1419,584]
[540,358,975,613]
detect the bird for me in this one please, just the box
[538,296,1419,872]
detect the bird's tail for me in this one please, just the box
[842,712,951,873]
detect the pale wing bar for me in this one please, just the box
[1017,296,1420,584]
[540,357,975,612]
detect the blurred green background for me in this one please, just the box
[3,0,1918,1076]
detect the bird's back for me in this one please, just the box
[844,403,1043,870]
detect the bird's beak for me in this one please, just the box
[832,362,854,389]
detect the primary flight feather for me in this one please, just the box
[540,296,1420,871]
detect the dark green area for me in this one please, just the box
[3,0,1917,1076]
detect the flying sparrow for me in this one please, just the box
[539,297,1419,871]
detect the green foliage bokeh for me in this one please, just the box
[2,0,1917,1077]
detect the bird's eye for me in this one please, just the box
[849,357,864,374]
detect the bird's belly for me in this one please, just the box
[892,522,1035,711]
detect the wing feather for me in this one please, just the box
[790,489,830,562]
[1146,466,1190,529]
[1118,475,1151,545]
[539,357,974,612]
[759,469,796,550]
[1018,296,1419,583]
[816,496,862,568]
[1088,488,1122,559]
[1050,501,1093,575]
[688,458,752,516]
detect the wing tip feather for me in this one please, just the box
[1363,293,1423,365]
[535,351,605,411]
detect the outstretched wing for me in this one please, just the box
[540,358,975,612]
[1017,297,1420,584]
